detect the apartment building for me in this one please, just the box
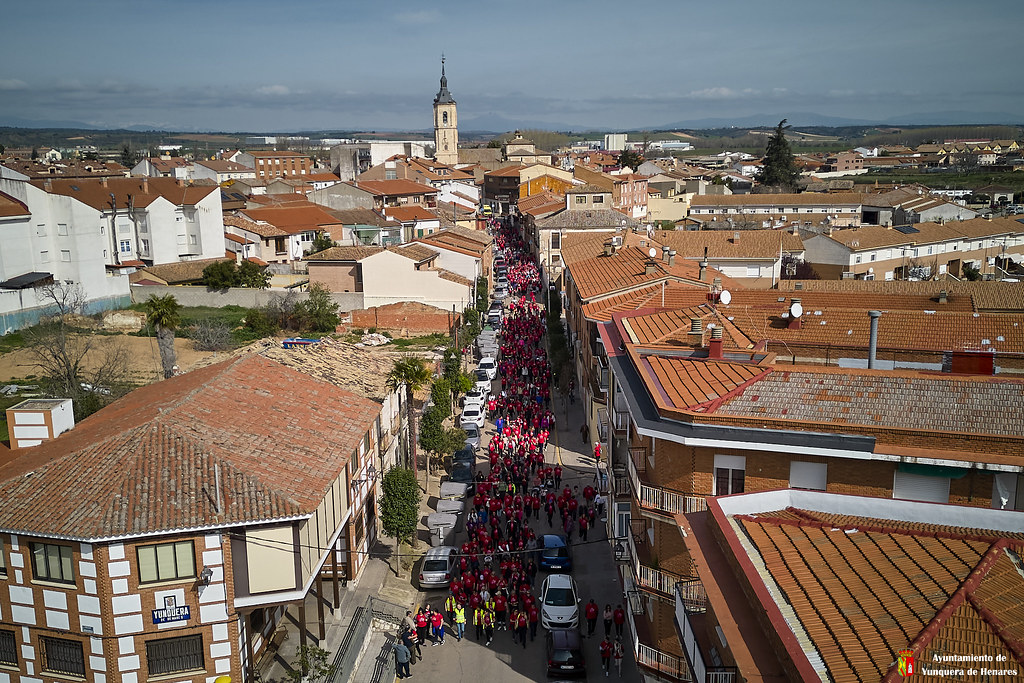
[688,193,864,228]
[589,303,1024,683]
[573,165,649,219]
[191,160,256,184]
[802,216,1024,280]
[245,151,312,181]
[228,204,344,265]
[653,229,805,287]
[0,348,407,683]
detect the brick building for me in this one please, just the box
[0,349,406,683]
[248,151,312,181]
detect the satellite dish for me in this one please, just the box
[719,290,732,305]
[649,247,658,259]
[790,302,804,318]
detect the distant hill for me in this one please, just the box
[651,110,1023,131]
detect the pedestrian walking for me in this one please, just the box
[483,610,494,646]
[431,608,445,645]
[579,514,589,542]
[554,465,562,489]
[580,422,589,444]
[614,636,625,677]
[393,641,411,679]
[613,604,626,637]
[445,592,458,623]
[528,603,539,642]
[454,603,467,642]
[600,637,613,676]
[603,604,613,638]
[595,491,605,517]
[473,605,486,641]
[514,609,528,649]
[585,599,599,637]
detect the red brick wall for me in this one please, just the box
[350,305,457,337]
[308,262,360,293]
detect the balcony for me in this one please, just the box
[627,448,710,518]
[628,532,692,598]
[625,589,693,682]
[675,581,737,683]
[613,408,629,436]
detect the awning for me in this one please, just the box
[0,272,53,289]
[897,462,968,479]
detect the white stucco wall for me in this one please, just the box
[361,250,472,310]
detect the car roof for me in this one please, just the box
[549,629,581,648]
[424,545,456,559]
[545,573,574,588]
[543,534,567,548]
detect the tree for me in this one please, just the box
[201,260,238,289]
[144,294,182,379]
[757,119,800,189]
[120,144,136,169]
[379,467,421,577]
[307,231,337,255]
[242,307,279,339]
[386,356,433,491]
[418,408,466,488]
[296,282,340,332]
[237,260,271,289]
[188,319,233,351]
[617,149,644,170]
[431,378,452,419]
[285,644,335,683]
[31,147,39,160]
[23,283,131,421]
[963,262,982,281]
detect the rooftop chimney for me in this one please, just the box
[689,318,704,337]
[142,177,149,194]
[668,249,676,266]
[100,176,108,188]
[939,289,948,304]
[603,241,613,256]
[645,260,657,276]
[662,244,670,262]
[699,246,709,281]
[731,231,740,243]
[712,276,722,289]
[44,178,53,192]
[867,310,882,369]
[709,326,724,359]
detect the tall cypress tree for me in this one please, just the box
[758,119,800,189]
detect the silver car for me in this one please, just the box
[419,546,457,588]
[540,573,580,629]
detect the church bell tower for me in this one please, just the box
[433,56,459,165]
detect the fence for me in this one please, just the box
[325,596,407,683]
[129,284,364,311]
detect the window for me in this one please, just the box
[593,195,604,204]
[746,265,759,278]
[140,239,150,253]
[575,195,586,205]
[146,634,204,676]
[0,540,5,577]
[40,250,49,263]
[136,541,195,584]
[39,636,85,677]
[60,250,71,262]
[57,223,68,236]
[0,629,16,667]
[385,169,397,180]
[442,111,449,125]
[870,253,876,261]
[189,234,197,245]
[31,543,74,584]
[713,455,745,495]
[789,461,827,491]
[119,239,132,253]
[550,232,561,250]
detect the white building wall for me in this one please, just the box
[421,245,480,282]
[361,250,472,310]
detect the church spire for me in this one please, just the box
[434,54,455,105]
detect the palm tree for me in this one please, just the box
[145,294,182,379]
[386,356,433,492]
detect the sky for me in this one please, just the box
[1,0,1022,133]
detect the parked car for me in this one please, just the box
[452,445,476,466]
[495,275,509,287]
[462,424,481,451]
[463,387,488,407]
[460,404,485,429]
[540,574,580,629]
[492,286,508,300]
[448,461,476,494]
[545,628,585,677]
[477,357,498,380]
[419,546,457,588]
[474,369,492,394]
[539,534,572,571]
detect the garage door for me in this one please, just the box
[893,471,950,503]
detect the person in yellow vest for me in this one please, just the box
[473,605,486,642]
[445,592,458,623]
[453,602,467,642]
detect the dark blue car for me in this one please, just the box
[539,534,572,571]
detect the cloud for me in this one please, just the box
[395,9,438,24]
[687,87,761,100]
[255,84,290,96]
[0,78,27,90]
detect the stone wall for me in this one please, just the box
[130,285,364,311]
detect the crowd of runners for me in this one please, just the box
[394,216,627,678]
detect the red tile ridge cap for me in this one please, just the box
[965,590,1024,666]
[703,367,773,413]
[880,539,1014,682]
[732,512,1010,546]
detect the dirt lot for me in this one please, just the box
[0,334,220,385]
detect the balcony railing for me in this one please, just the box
[675,582,737,683]
[627,451,709,517]
[637,643,692,681]
[613,409,629,435]
[628,534,690,598]
[676,579,707,613]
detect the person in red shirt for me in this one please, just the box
[579,514,589,542]
[493,591,508,630]
[599,637,613,675]
[585,599,599,637]
[527,603,540,641]
[613,604,626,637]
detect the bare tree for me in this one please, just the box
[188,319,233,351]
[23,283,132,420]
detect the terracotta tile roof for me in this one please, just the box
[689,192,865,208]
[723,289,976,313]
[136,257,232,284]
[388,243,438,263]
[240,205,341,235]
[248,337,396,401]
[731,509,1024,682]
[194,159,252,173]
[722,305,1024,354]
[417,229,492,257]
[437,268,473,287]
[485,165,525,178]
[32,176,217,211]
[2,158,126,180]
[655,229,803,259]
[224,214,286,238]
[713,366,1024,438]
[581,283,712,321]
[782,280,1024,313]
[385,205,438,222]
[251,150,309,158]
[146,157,190,172]
[820,218,1016,252]
[224,233,247,244]
[0,355,380,539]
[0,190,30,217]
[536,208,641,231]
[350,178,437,197]
[306,172,342,182]
[643,355,769,410]
[304,245,384,261]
